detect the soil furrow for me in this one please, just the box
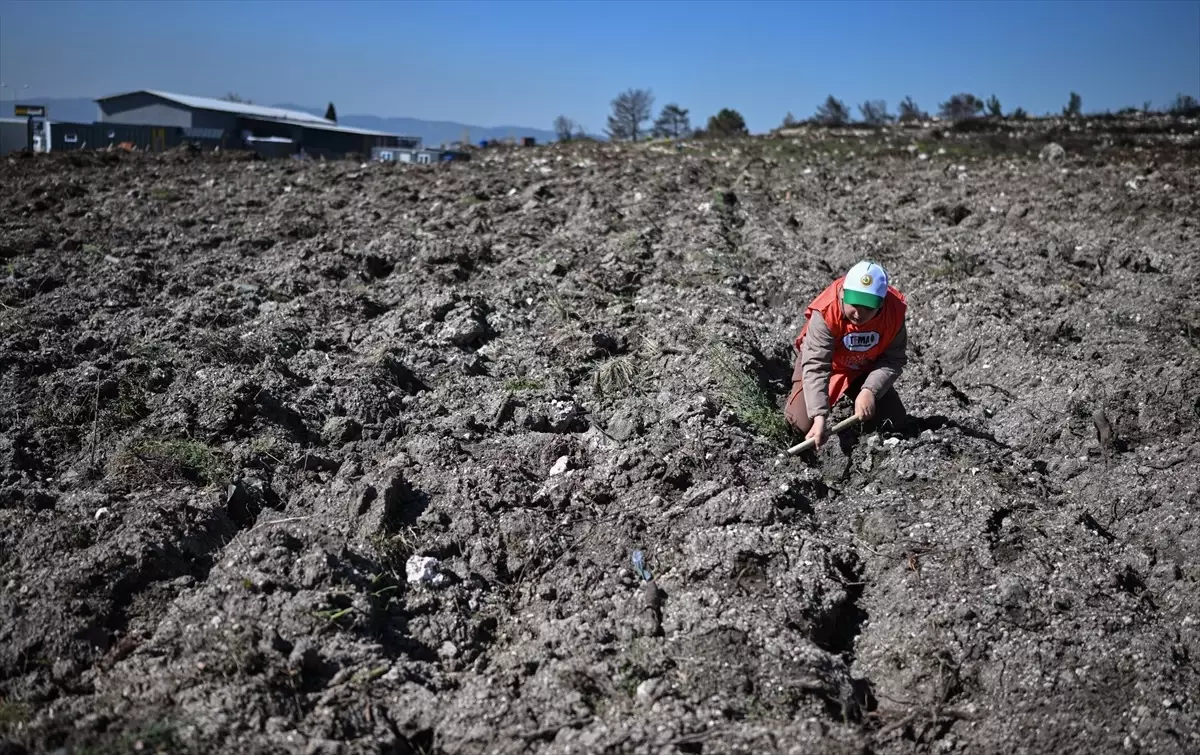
[2,120,1198,753]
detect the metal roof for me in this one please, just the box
[96,89,332,124]
[95,89,418,140]
[265,116,412,138]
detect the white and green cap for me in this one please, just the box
[842,260,888,308]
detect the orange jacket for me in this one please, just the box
[795,278,907,403]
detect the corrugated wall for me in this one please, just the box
[294,128,402,159]
[192,110,239,132]
[44,121,196,152]
[0,120,28,154]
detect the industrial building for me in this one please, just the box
[55,88,422,158]
[4,89,466,161]
[92,90,419,158]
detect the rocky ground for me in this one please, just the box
[2,117,1199,754]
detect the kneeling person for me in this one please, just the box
[785,260,909,450]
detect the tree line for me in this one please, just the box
[557,89,1200,142]
[555,89,750,142]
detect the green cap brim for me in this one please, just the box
[842,289,883,308]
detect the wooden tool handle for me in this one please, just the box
[786,415,861,455]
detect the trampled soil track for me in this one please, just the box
[2,120,1199,754]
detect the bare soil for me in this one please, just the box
[2,119,1199,754]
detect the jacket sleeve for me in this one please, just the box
[862,320,908,397]
[800,315,836,418]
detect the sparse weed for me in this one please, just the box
[149,188,182,202]
[314,605,355,625]
[72,719,185,755]
[546,289,597,324]
[592,355,639,397]
[0,698,30,725]
[32,390,90,429]
[113,377,150,424]
[608,292,636,311]
[504,377,543,391]
[195,328,266,365]
[546,292,571,323]
[370,527,420,575]
[617,229,642,251]
[615,658,649,698]
[249,434,287,466]
[929,249,983,279]
[355,665,391,685]
[111,438,229,488]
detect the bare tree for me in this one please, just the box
[897,96,927,123]
[985,95,1002,118]
[223,92,252,104]
[858,100,892,125]
[1063,91,1082,118]
[938,93,984,121]
[814,95,850,126]
[554,115,577,141]
[1171,94,1200,116]
[652,103,691,138]
[606,88,654,141]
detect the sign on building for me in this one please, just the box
[14,104,46,117]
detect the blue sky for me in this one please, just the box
[1,0,1197,133]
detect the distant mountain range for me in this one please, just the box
[9,97,560,147]
[274,103,560,146]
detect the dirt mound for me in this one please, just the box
[1,128,1199,754]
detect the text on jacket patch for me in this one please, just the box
[842,332,881,352]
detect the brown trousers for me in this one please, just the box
[784,361,907,436]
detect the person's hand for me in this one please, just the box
[855,389,876,421]
[807,415,827,450]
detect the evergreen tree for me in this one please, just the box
[652,104,692,138]
[858,100,892,125]
[938,93,984,121]
[1063,92,1082,118]
[814,95,850,126]
[705,108,748,137]
[897,96,927,123]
